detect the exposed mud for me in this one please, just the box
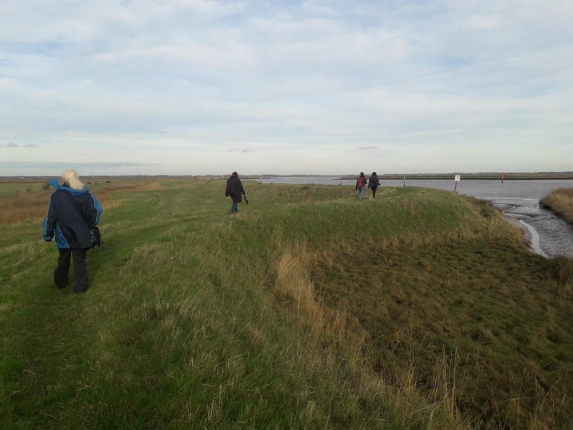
[492,199,573,258]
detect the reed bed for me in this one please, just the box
[540,188,573,224]
[0,181,159,225]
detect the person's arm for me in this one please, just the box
[85,192,102,227]
[43,194,57,241]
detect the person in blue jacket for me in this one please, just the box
[43,169,102,293]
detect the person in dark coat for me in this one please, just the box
[355,172,367,201]
[225,171,246,214]
[43,169,102,293]
[368,172,381,199]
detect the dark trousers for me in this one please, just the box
[371,187,378,198]
[54,248,89,293]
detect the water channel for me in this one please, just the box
[258,176,573,258]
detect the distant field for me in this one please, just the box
[0,178,157,224]
[1,178,572,429]
[3,171,573,185]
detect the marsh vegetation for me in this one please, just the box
[541,188,573,225]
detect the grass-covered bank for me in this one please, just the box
[540,188,573,225]
[1,179,572,429]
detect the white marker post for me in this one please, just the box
[454,174,461,192]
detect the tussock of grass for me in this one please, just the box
[1,178,572,429]
[540,188,573,224]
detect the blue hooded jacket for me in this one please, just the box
[42,179,103,249]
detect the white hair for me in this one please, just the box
[61,169,84,191]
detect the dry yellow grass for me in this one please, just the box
[274,241,471,428]
[275,243,368,358]
[0,182,159,225]
[540,188,573,224]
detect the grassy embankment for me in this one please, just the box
[1,178,572,429]
[540,188,573,225]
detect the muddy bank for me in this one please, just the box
[494,201,573,258]
[501,212,548,258]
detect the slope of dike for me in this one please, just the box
[1,178,572,429]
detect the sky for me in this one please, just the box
[1,0,572,176]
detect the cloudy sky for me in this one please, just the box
[1,0,571,176]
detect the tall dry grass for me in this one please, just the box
[0,182,158,225]
[275,242,368,362]
[540,188,573,224]
[274,241,471,428]
[0,190,52,224]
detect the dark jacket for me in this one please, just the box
[42,179,102,249]
[368,175,380,189]
[226,175,246,203]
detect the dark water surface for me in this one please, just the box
[258,177,573,258]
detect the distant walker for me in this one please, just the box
[225,171,247,214]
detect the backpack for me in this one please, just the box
[357,177,366,187]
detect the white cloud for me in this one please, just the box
[0,0,571,175]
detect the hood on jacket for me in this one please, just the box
[50,179,89,197]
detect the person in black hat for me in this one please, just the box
[225,171,246,214]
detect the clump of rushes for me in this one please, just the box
[1,178,572,429]
[540,187,573,224]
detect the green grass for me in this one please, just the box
[1,179,572,429]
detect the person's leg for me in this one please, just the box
[71,248,89,293]
[359,187,365,200]
[231,202,238,213]
[54,249,71,288]
[372,187,377,198]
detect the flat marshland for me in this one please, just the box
[1,178,572,429]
